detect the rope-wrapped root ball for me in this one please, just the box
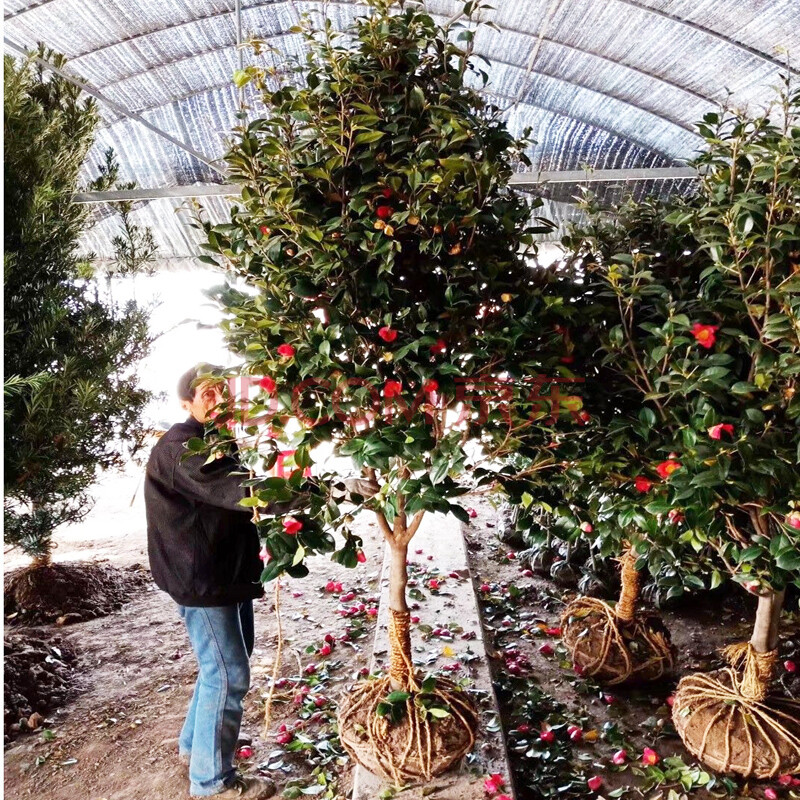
[337,610,478,786]
[672,643,800,779]
[561,549,675,686]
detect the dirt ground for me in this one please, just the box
[3,466,384,800]
[4,468,799,800]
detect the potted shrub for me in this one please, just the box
[197,0,563,786]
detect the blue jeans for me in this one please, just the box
[177,601,255,796]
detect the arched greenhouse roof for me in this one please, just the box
[5,0,798,266]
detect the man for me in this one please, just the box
[145,365,279,798]
[145,364,376,799]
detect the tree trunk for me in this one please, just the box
[31,552,52,568]
[750,589,784,653]
[614,546,640,623]
[388,540,413,690]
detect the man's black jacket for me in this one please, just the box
[145,416,264,607]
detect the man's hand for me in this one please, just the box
[330,477,381,502]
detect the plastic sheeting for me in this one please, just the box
[5,0,798,262]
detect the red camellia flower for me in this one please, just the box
[277,343,295,358]
[467,507,478,518]
[237,745,253,759]
[259,225,270,236]
[539,728,555,743]
[423,379,439,394]
[538,643,554,656]
[785,659,797,673]
[545,626,562,636]
[634,476,654,493]
[356,550,367,564]
[785,511,800,530]
[580,521,593,533]
[642,747,660,765]
[655,459,682,479]
[381,187,393,199]
[429,579,440,590]
[612,749,628,765]
[430,338,447,354]
[764,790,778,800]
[376,205,393,220]
[258,376,276,393]
[283,516,303,535]
[667,509,684,525]
[708,423,734,440]
[690,323,719,349]
[480,583,491,592]
[384,380,402,398]
[378,326,397,342]
[568,725,583,742]
[587,776,603,792]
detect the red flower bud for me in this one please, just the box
[376,205,393,220]
[378,326,397,342]
[277,343,296,358]
[283,516,303,535]
[258,376,276,393]
[356,550,367,563]
[587,776,603,792]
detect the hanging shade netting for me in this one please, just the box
[4,0,798,267]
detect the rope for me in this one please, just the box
[673,663,800,778]
[388,609,419,691]
[263,580,284,738]
[721,641,778,702]
[615,548,640,623]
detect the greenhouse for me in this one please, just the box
[3,2,799,800]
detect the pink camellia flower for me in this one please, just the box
[666,693,675,707]
[430,338,447,354]
[539,728,555,743]
[411,615,420,623]
[334,582,343,593]
[325,581,335,592]
[366,606,378,617]
[587,776,603,792]
[378,326,397,343]
[786,511,800,530]
[258,376,276,393]
[708,423,734,440]
[642,747,660,765]
[237,745,253,759]
[356,550,367,564]
[539,643,554,656]
[691,323,719,349]
[764,790,778,800]
[568,725,583,742]
[259,546,271,563]
[283,516,303,535]
[497,795,513,800]
[506,551,516,560]
[785,659,797,673]
[480,583,491,592]
[319,644,332,656]
[634,476,654,493]
[667,509,684,525]
[467,507,478,518]
[423,379,439,394]
[603,693,616,705]
[580,521,593,533]
[522,569,534,578]
[277,343,296,358]
[656,459,682,479]
[483,773,505,795]
[612,749,628,765]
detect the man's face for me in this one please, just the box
[181,380,225,423]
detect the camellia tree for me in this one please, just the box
[4,50,153,614]
[196,0,573,786]
[506,194,713,687]
[654,83,800,779]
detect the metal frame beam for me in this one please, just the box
[72,167,699,202]
[3,38,227,177]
